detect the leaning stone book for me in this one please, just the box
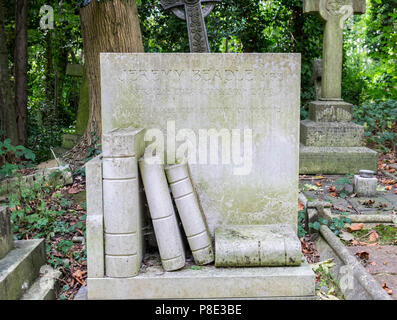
[139,156,186,271]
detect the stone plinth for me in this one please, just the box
[300,120,364,147]
[101,53,301,233]
[87,260,315,300]
[300,101,377,174]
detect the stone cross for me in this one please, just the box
[161,0,220,53]
[304,0,366,100]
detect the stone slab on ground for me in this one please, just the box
[347,197,396,213]
[0,239,45,300]
[87,260,315,299]
[21,265,61,300]
[348,245,397,300]
[299,145,378,175]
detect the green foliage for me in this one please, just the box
[343,0,396,105]
[353,99,397,151]
[333,175,353,198]
[0,138,36,178]
[298,209,307,238]
[309,213,351,236]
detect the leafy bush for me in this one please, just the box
[353,99,397,151]
[0,138,36,178]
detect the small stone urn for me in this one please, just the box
[353,170,377,197]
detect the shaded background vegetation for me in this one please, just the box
[1,0,396,163]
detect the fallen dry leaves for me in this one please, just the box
[298,200,305,211]
[382,283,393,295]
[355,251,369,261]
[347,223,364,232]
[368,231,379,243]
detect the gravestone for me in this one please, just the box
[85,53,316,299]
[61,64,90,150]
[161,0,220,52]
[300,0,378,174]
[0,207,60,299]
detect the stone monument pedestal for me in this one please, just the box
[300,100,378,174]
[87,258,315,299]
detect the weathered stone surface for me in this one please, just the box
[300,120,364,147]
[0,239,45,300]
[21,265,61,300]
[304,0,366,99]
[348,197,395,213]
[139,157,185,271]
[353,174,377,197]
[304,0,366,14]
[309,100,353,122]
[87,261,315,299]
[300,145,378,174]
[66,64,84,77]
[0,206,13,260]
[165,163,214,265]
[0,166,73,198]
[85,157,104,278]
[101,53,301,233]
[62,134,80,149]
[215,224,303,267]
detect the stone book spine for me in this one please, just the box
[165,163,214,265]
[102,128,145,278]
[139,157,185,271]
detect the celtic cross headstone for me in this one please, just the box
[304,0,366,100]
[161,0,220,53]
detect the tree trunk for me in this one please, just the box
[14,0,28,146]
[80,0,144,146]
[0,0,18,144]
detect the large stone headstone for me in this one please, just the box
[100,53,301,233]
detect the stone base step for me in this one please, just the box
[0,239,46,300]
[299,145,378,175]
[87,262,315,299]
[21,265,61,300]
[300,120,364,147]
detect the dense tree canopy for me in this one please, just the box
[0,0,395,162]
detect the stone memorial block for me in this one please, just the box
[101,53,301,233]
[300,0,378,174]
